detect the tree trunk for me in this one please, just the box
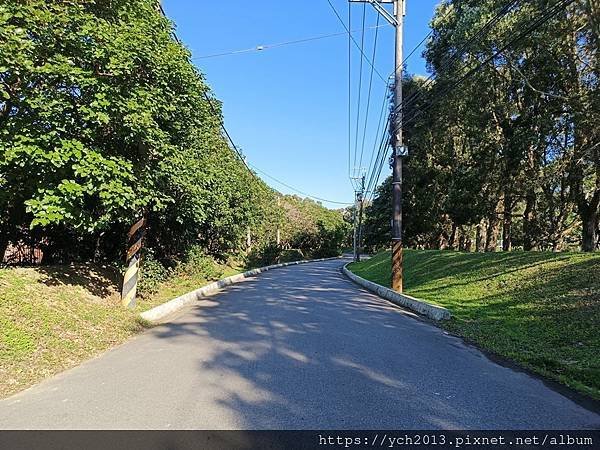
[0,231,8,263]
[475,223,483,252]
[449,223,458,250]
[502,194,513,252]
[581,210,599,252]
[438,232,447,250]
[464,230,473,252]
[458,227,466,251]
[485,214,499,252]
[523,190,537,251]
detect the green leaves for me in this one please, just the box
[1,0,347,263]
[363,0,598,252]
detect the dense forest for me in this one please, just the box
[363,0,598,253]
[0,0,348,271]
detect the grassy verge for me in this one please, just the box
[0,261,243,399]
[348,249,600,400]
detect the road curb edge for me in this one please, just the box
[140,256,343,323]
[342,263,451,321]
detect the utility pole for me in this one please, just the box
[351,173,365,262]
[357,175,365,262]
[276,196,281,246]
[352,192,359,261]
[391,0,405,293]
[349,0,405,292]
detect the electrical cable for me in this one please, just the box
[398,0,521,114]
[249,163,353,206]
[401,0,575,128]
[326,0,388,83]
[358,13,381,174]
[192,24,389,60]
[352,3,368,176]
[159,4,352,206]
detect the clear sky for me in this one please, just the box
[162,0,441,208]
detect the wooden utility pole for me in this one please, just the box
[350,0,405,291]
[390,0,405,293]
[353,195,358,261]
[276,196,281,246]
[357,175,365,262]
[351,174,365,262]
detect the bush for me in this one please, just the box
[277,249,304,263]
[138,251,170,296]
[179,245,223,281]
[247,244,306,267]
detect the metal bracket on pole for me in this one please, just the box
[349,0,399,27]
[396,145,408,157]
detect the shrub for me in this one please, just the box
[179,245,223,280]
[138,251,170,296]
[277,249,304,263]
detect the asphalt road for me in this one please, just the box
[0,258,598,430]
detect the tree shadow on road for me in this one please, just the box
[145,260,596,430]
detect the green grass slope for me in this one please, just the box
[348,250,600,399]
[0,262,242,399]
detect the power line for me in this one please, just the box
[362,9,437,197]
[365,119,391,202]
[358,13,381,176]
[398,0,521,114]
[364,91,392,201]
[364,0,573,203]
[401,0,575,128]
[352,3,368,175]
[160,5,253,174]
[192,24,389,60]
[348,1,352,180]
[248,163,353,206]
[360,5,455,198]
[325,0,387,84]
[159,4,352,207]
[364,78,391,197]
[384,3,456,92]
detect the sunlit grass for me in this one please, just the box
[349,249,600,399]
[0,261,244,399]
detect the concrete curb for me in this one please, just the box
[342,263,451,321]
[140,256,342,323]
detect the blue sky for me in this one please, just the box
[162,0,441,208]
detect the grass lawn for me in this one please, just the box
[348,249,600,400]
[0,262,243,399]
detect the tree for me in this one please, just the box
[0,0,348,266]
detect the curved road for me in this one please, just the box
[0,258,598,429]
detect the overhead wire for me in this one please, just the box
[365,119,391,202]
[359,3,455,199]
[398,0,521,114]
[364,79,391,198]
[159,3,352,207]
[325,0,388,84]
[352,3,368,178]
[400,0,575,128]
[358,13,381,176]
[361,1,441,198]
[192,24,389,60]
[362,0,539,200]
[248,163,353,206]
[359,0,576,212]
[348,1,352,181]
